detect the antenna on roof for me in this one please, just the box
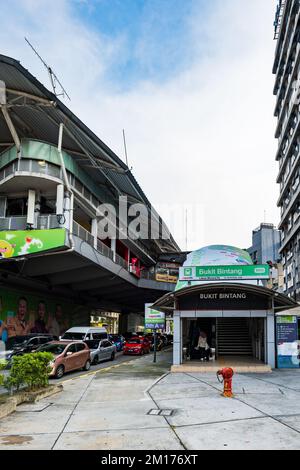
[122,129,129,168]
[25,37,71,101]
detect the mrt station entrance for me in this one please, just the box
[184,317,265,363]
[152,282,297,372]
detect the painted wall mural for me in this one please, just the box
[0,287,90,343]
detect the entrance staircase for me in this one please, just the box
[217,318,253,356]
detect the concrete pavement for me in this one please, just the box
[0,350,300,450]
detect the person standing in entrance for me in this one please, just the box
[195,330,210,361]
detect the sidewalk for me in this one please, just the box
[0,350,300,450]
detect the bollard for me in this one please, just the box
[217,368,234,398]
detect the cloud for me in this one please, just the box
[0,0,279,250]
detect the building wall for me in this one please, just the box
[248,224,281,265]
[273,0,300,300]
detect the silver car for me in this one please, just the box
[85,339,116,365]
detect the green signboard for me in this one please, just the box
[145,304,165,330]
[179,265,270,281]
[0,229,66,259]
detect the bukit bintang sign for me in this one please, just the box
[179,265,270,281]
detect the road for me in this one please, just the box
[0,350,156,392]
[53,350,151,383]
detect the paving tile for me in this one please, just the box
[54,428,184,450]
[156,395,264,427]
[0,433,59,450]
[175,417,300,450]
[65,401,168,433]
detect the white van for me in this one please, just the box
[60,327,108,342]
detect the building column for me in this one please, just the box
[173,311,182,366]
[266,312,276,369]
[27,189,36,228]
[111,238,116,262]
[63,195,71,232]
[91,218,98,249]
[34,190,41,229]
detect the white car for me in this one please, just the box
[84,339,116,364]
[60,327,108,342]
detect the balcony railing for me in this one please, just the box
[0,216,131,274]
[0,215,65,231]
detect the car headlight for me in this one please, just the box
[49,361,55,368]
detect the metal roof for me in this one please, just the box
[152,282,298,312]
[0,54,180,255]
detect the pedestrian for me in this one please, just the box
[195,330,210,361]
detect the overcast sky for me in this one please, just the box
[0,0,279,251]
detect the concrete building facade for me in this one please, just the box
[273,0,300,300]
[248,223,281,265]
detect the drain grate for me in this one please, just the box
[148,409,174,417]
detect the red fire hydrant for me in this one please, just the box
[217,368,234,398]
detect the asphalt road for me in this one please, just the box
[52,350,154,384]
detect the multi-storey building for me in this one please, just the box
[273,0,300,300]
[0,54,180,338]
[248,223,281,265]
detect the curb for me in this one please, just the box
[0,384,63,420]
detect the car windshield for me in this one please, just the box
[6,337,31,349]
[127,339,141,344]
[110,335,120,341]
[84,340,100,350]
[37,344,66,355]
[61,332,85,340]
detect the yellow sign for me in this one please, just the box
[155,273,178,284]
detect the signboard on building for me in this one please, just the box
[145,304,165,330]
[155,273,178,284]
[276,316,299,369]
[179,265,270,281]
[0,229,66,259]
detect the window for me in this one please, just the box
[93,333,107,341]
[40,197,55,215]
[66,344,77,354]
[28,338,40,346]
[39,337,51,345]
[76,343,86,352]
[101,341,112,348]
[6,198,27,216]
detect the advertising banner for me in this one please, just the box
[0,229,66,259]
[0,287,91,344]
[145,304,165,330]
[179,265,270,281]
[276,316,299,369]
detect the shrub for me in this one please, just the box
[4,352,53,393]
[0,360,6,387]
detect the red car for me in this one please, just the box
[123,336,151,356]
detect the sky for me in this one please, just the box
[0,0,279,251]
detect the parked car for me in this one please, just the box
[122,332,138,341]
[109,334,125,352]
[37,341,91,379]
[85,339,116,364]
[123,336,151,356]
[60,327,108,342]
[4,334,57,367]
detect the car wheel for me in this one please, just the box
[55,365,65,379]
[83,360,91,371]
[110,352,115,361]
